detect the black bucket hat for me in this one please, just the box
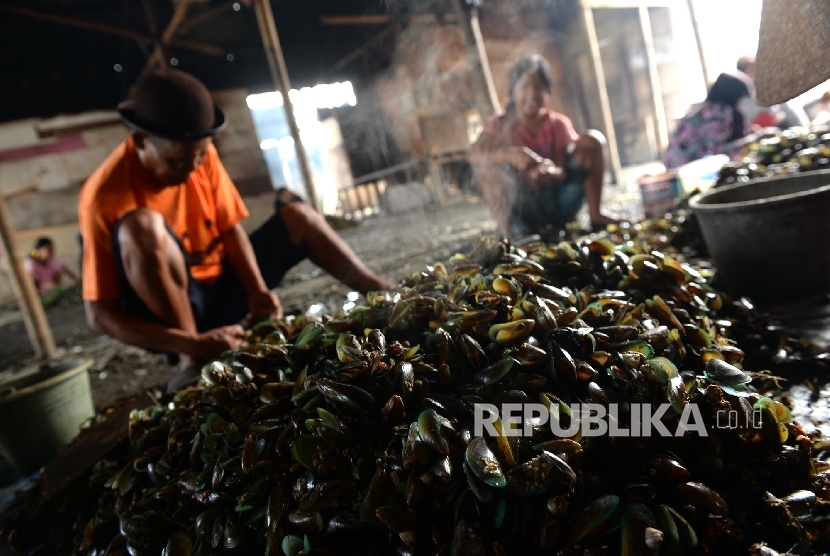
[117,69,227,140]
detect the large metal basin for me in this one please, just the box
[690,170,830,300]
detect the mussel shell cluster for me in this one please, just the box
[5,228,830,556]
[717,126,830,187]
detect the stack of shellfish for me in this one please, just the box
[5,220,830,556]
[717,126,830,187]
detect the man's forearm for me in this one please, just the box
[222,224,267,295]
[86,300,196,356]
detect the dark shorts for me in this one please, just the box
[113,193,307,332]
[511,153,586,235]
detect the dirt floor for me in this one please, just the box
[0,175,649,410]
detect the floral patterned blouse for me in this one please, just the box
[663,103,745,170]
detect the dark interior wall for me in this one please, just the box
[326,88,405,179]
[0,0,387,123]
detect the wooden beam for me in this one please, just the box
[352,158,422,185]
[178,0,237,33]
[0,191,56,359]
[639,6,669,152]
[253,0,319,210]
[470,10,500,114]
[4,187,38,202]
[140,0,168,69]
[141,0,160,38]
[163,0,193,43]
[685,0,711,86]
[166,36,224,56]
[583,6,621,183]
[333,25,396,70]
[451,0,500,118]
[0,6,149,42]
[143,0,194,72]
[321,13,457,26]
[0,6,223,56]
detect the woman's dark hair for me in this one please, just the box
[34,237,53,250]
[506,54,553,113]
[706,73,752,141]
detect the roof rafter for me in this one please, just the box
[0,5,224,57]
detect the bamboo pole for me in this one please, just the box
[639,6,670,153]
[583,6,621,184]
[0,193,56,359]
[253,0,318,210]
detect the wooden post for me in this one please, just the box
[583,6,621,184]
[685,0,711,86]
[450,0,500,119]
[639,6,669,153]
[428,159,447,205]
[0,193,56,359]
[253,0,319,210]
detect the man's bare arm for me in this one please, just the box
[221,223,282,320]
[221,224,268,297]
[85,299,243,359]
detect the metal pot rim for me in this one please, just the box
[690,170,830,211]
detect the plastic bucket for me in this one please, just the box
[638,172,683,218]
[0,359,95,475]
[690,170,830,300]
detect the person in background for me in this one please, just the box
[468,54,619,238]
[737,56,809,130]
[23,237,79,305]
[806,90,830,126]
[79,69,392,390]
[663,73,753,170]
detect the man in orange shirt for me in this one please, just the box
[80,70,391,389]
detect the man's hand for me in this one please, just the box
[248,288,282,321]
[194,324,245,357]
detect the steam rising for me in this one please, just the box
[337,0,575,181]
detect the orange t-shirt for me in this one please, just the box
[79,136,249,301]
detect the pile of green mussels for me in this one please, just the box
[717,126,830,187]
[6,215,830,556]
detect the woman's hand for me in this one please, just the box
[504,146,544,169]
[526,157,565,188]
